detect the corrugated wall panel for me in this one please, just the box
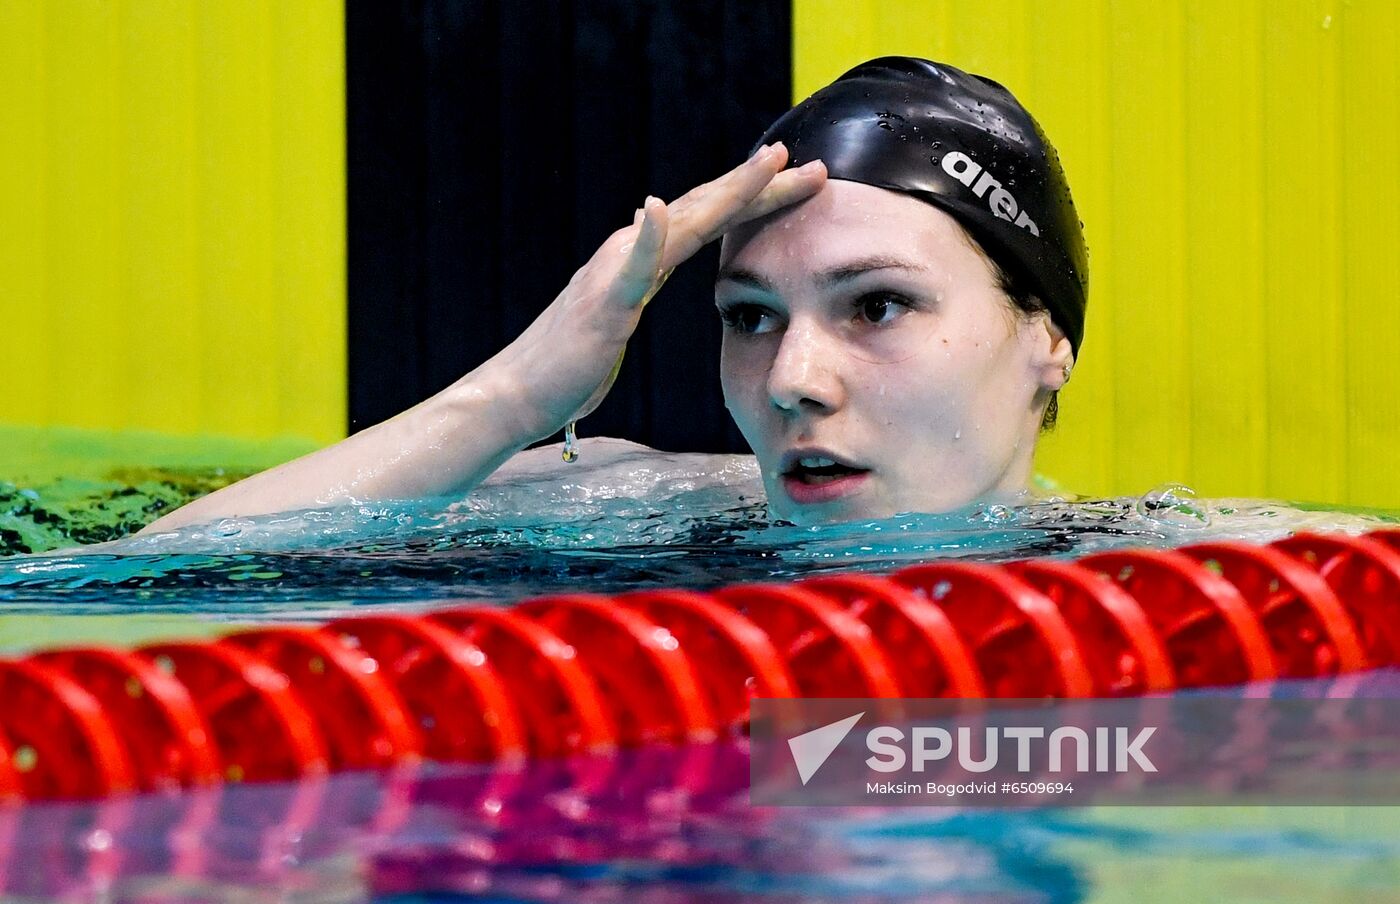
[1261,2,1346,502]
[1339,1,1400,506]
[45,0,127,430]
[1028,0,1116,495]
[1104,2,1191,490]
[0,0,344,445]
[1183,0,1268,498]
[273,0,346,440]
[123,0,202,433]
[0,1,49,425]
[794,0,1400,509]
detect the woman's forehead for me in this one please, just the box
[717,180,991,287]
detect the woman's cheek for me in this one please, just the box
[720,377,769,454]
[881,374,963,433]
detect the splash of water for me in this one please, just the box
[1,441,1395,617]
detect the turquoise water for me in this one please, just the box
[3,445,1400,901]
[3,445,1395,618]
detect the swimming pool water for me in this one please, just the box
[3,445,1395,620]
[3,444,1399,901]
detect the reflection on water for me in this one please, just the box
[0,446,1395,617]
[7,677,1400,903]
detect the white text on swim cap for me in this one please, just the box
[941,151,1040,236]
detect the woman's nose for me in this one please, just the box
[767,322,843,414]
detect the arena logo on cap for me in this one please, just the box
[941,151,1040,236]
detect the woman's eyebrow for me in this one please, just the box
[714,267,776,292]
[716,256,928,291]
[816,255,930,286]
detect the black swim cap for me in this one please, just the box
[757,57,1089,354]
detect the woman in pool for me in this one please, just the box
[142,57,1085,532]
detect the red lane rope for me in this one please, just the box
[616,588,798,730]
[136,642,328,782]
[323,615,526,764]
[1076,549,1277,686]
[220,627,421,770]
[890,562,1095,698]
[30,647,220,791]
[798,574,986,698]
[711,583,902,698]
[515,594,717,745]
[429,606,616,757]
[1003,560,1175,695]
[0,660,134,798]
[1273,532,1400,667]
[1178,542,1367,677]
[4,529,1400,802]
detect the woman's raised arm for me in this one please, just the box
[137,144,825,534]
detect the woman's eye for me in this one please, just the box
[718,303,778,335]
[854,292,911,325]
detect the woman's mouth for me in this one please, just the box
[780,455,872,505]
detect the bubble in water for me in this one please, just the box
[980,503,1014,523]
[213,518,251,538]
[1135,483,1210,528]
[562,421,579,463]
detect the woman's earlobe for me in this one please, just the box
[1035,316,1075,390]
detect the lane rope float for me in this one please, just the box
[5,529,1400,802]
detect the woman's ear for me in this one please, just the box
[1028,312,1074,391]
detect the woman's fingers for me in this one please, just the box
[727,159,828,228]
[615,196,670,309]
[660,146,827,271]
[658,143,789,267]
[592,145,825,316]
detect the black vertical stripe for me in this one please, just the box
[346,0,792,451]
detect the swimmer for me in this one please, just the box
[140,57,1085,532]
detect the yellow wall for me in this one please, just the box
[0,0,345,446]
[794,0,1400,509]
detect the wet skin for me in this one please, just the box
[716,180,1073,525]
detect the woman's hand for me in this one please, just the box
[486,142,827,443]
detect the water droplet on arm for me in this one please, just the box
[562,421,580,463]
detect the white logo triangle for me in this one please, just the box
[787,712,865,785]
